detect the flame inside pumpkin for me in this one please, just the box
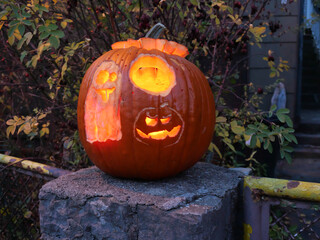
[129,54,176,97]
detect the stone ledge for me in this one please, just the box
[39,162,243,240]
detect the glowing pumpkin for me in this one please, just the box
[77,38,216,180]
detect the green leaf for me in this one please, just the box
[17,36,26,50]
[8,25,17,37]
[291,135,298,144]
[284,115,293,127]
[248,124,258,130]
[190,0,198,6]
[283,133,293,142]
[49,36,59,49]
[284,152,292,164]
[66,140,73,149]
[24,211,32,219]
[22,20,32,26]
[51,30,65,38]
[245,129,256,135]
[18,24,26,36]
[47,23,58,30]
[277,108,290,114]
[36,4,49,12]
[8,20,19,27]
[213,143,222,159]
[20,51,28,62]
[270,104,277,112]
[39,31,50,40]
[223,139,236,152]
[267,142,273,153]
[0,9,9,20]
[249,135,257,148]
[283,146,294,153]
[286,128,295,133]
[263,140,270,150]
[276,113,286,123]
[39,25,47,32]
[21,10,31,18]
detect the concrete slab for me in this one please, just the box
[39,163,243,240]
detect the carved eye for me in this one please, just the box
[160,117,171,125]
[96,70,110,85]
[145,117,158,127]
[109,72,117,82]
[96,70,117,85]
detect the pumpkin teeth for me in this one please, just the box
[136,125,181,140]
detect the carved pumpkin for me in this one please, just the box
[77,38,215,180]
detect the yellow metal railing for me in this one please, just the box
[243,176,320,240]
[0,153,71,178]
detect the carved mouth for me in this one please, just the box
[95,87,116,102]
[136,125,181,140]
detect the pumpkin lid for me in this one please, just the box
[111,38,189,58]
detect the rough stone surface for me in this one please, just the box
[39,162,243,240]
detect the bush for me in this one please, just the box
[0,0,296,174]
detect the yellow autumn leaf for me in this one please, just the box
[0,15,7,30]
[13,29,22,40]
[249,26,266,36]
[243,223,252,240]
[61,21,67,29]
[216,116,227,123]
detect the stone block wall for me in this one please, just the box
[39,163,243,240]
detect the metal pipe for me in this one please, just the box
[0,153,71,178]
[244,176,320,202]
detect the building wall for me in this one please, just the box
[248,0,301,118]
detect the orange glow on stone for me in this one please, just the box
[145,117,158,126]
[136,125,181,140]
[129,55,176,96]
[111,38,189,58]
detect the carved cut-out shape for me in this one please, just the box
[136,125,181,140]
[145,117,158,127]
[134,105,184,145]
[84,61,122,143]
[160,117,171,125]
[129,54,176,97]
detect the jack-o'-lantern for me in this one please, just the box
[77,37,216,180]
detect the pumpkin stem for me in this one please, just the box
[145,23,167,39]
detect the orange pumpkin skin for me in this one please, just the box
[77,39,215,180]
